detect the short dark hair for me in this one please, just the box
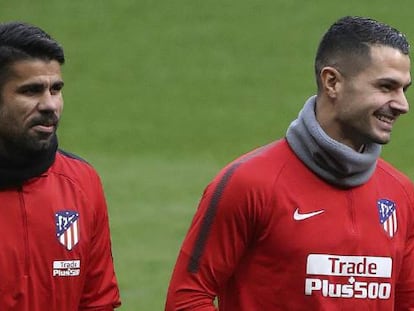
[0,22,64,89]
[315,16,410,91]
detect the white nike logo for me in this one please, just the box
[293,208,325,221]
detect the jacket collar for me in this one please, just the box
[286,96,381,188]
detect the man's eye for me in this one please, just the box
[50,82,64,94]
[52,85,63,92]
[380,85,392,92]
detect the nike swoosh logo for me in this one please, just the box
[293,208,325,221]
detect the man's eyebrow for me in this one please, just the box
[377,78,399,84]
[16,82,45,90]
[17,80,64,90]
[377,78,412,88]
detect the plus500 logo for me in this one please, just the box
[305,254,392,299]
[305,278,391,299]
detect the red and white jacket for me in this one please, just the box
[0,150,121,310]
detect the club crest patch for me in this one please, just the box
[56,211,80,250]
[377,199,397,238]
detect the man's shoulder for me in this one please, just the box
[232,138,295,170]
[50,149,100,181]
[56,149,89,164]
[376,158,413,187]
[212,139,295,189]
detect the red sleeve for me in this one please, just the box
[165,161,265,310]
[79,171,121,310]
[395,182,414,310]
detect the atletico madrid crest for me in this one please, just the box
[377,199,397,238]
[56,211,80,250]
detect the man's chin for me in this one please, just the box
[23,133,57,154]
[372,135,391,145]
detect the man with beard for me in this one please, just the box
[0,22,121,310]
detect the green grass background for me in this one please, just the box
[2,1,414,309]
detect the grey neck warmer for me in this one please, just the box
[286,95,381,188]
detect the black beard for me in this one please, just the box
[3,132,57,166]
[0,134,58,189]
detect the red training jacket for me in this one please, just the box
[0,150,121,310]
[166,139,414,310]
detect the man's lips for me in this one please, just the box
[32,124,56,133]
[375,114,395,124]
[30,115,59,131]
[374,113,396,132]
[30,118,58,134]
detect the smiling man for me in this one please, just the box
[0,22,121,310]
[166,16,414,310]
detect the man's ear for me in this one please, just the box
[320,66,342,99]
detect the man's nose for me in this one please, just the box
[38,90,62,111]
[391,89,409,114]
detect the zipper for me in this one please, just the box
[347,190,358,235]
[18,186,30,276]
